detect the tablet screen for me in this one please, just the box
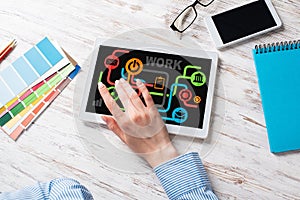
[85,45,212,129]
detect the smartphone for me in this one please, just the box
[205,0,282,49]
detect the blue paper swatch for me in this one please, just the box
[0,37,65,106]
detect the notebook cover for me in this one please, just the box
[253,46,300,153]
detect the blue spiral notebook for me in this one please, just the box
[253,40,300,153]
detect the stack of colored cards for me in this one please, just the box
[0,37,80,140]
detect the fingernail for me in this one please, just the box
[98,82,104,89]
[101,116,107,123]
[115,80,119,85]
[136,79,142,85]
[120,78,125,83]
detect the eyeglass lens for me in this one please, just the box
[173,6,197,32]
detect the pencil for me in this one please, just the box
[0,39,17,62]
[0,39,15,55]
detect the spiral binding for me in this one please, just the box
[255,40,300,54]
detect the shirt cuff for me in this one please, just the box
[154,152,212,200]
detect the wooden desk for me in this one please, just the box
[0,0,299,199]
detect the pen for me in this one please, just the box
[0,39,17,62]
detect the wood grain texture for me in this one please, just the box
[0,0,300,199]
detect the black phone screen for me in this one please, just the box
[212,0,277,44]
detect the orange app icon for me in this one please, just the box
[194,96,201,103]
[125,58,143,75]
[154,76,165,90]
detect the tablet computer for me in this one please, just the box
[80,39,218,138]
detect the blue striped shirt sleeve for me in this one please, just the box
[0,153,217,200]
[0,178,93,200]
[154,152,219,200]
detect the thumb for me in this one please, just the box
[102,116,126,143]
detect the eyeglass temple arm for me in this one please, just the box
[197,0,215,7]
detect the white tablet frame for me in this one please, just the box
[80,38,218,138]
[205,0,282,49]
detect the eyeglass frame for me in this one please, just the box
[170,0,215,33]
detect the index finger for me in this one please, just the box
[98,82,124,119]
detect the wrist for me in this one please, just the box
[144,143,179,168]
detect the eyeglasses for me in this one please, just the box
[170,0,215,33]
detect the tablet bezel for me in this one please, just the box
[205,0,282,49]
[80,39,218,138]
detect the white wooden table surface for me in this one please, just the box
[1,0,300,199]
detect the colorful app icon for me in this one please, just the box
[179,89,198,108]
[125,58,143,76]
[172,107,188,123]
[108,86,118,101]
[194,96,201,103]
[154,76,165,90]
[191,71,206,87]
[104,49,129,70]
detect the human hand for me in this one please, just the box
[98,78,178,168]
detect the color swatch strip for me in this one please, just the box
[0,64,75,136]
[0,63,75,129]
[6,65,80,140]
[0,72,57,119]
[0,37,67,107]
